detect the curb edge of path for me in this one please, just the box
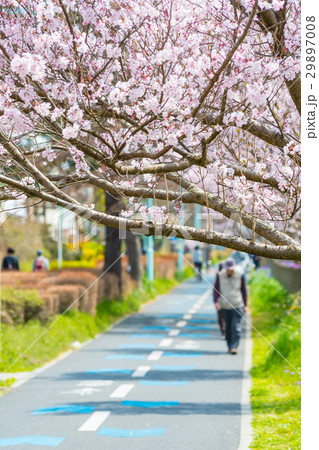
[0,314,130,394]
[237,315,253,450]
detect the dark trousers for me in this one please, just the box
[217,310,225,335]
[194,262,202,279]
[220,307,243,350]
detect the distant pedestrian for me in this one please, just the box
[32,250,49,272]
[252,254,261,269]
[213,258,247,354]
[215,262,225,339]
[193,245,204,281]
[2,247,19,271]
[204,245,211,270]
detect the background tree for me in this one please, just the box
[0,0,301,260]
[104,192,123,297]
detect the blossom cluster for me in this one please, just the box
[0,0,301,231]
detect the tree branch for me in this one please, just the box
[0,173,300,260]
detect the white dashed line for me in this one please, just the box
[147,351,163,361]
[176,320,187,328]
[199,290,211,302]
[183,314,192,320]
[168,329,180,336]
[132,366,151,377]
[79,411,110,431]
[188,309,196,314]
[193,304,201,310]
[175,340,200,350]
[159,338,173,347]
[110,384,135,398]
[61,388,102,396]
[77,380,114,387]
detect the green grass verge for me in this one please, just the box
[0,378,16,395]
[0,272,190,374]
[175,266,194,282]
[249,270,301,449]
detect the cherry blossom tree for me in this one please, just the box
[0,0,301,260]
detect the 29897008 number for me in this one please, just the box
[306,16,316,79]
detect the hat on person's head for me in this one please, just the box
[37,250,43,256]
[224,258,236,269]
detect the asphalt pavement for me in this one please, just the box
[0,273,249,449]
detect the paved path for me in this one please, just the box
[0,275,249,449]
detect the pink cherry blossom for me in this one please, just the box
[0,0,301,260]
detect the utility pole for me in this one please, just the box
[194,203,202,229]
[146,198,154,281]
[58,207,63,269]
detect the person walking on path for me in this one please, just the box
[252,254,261,269]
[2,247,19,271]
[193,245,204,280]
[32,250,49,272]
[213,258,247,354]
[215,262,226,339]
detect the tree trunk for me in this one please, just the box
[103,192,123,299]
[126,230,142,288]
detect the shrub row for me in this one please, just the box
[1,287,44,325]
[0,269,192,374]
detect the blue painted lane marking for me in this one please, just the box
[0,436,64,447]
[156,314,183,318]
[130,334,165,339]
[140,380,190,386]
[184,326,213,330]
[87,369,133,374]
[33,405,94,415]
[153,365,196,371]
[122,400,179,408]
[179,333,211,338]
[142,326,171,330]
[119,344,156,349]
[189,319,214,323]
[163,352,203,357]
[98,428,166,438]
[187,315,211,318]
[105,355,145,360]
